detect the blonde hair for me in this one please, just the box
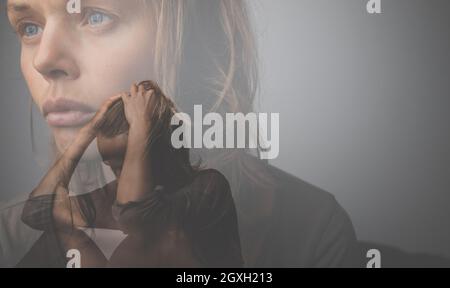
[140,0,273,199]
[142,0,258,114]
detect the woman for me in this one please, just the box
[2,0,360,267]
[19,80,243,267]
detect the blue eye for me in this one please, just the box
[88,11,112,27]
[21,23,42,38]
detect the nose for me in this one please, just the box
[33,19,80,82]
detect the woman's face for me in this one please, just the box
[97,133,128,178]
[7,0,156,156]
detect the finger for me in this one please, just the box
[145,89,155,99]
[106,94,122,105]
[99,95,121,113]
[121,92,130,103]
[138,83,145,96]
[130,83,138,97]
[110,94,122,101]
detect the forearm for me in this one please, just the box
[23,127,95,230]
[116,124,154,204]
[22,191,86,231]
[31,127,95,197]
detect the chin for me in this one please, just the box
[53,127,80,150]
[53,128,102,162]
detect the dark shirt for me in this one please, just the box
[227,153,358,267]
[19,169,244,268]
[109,169,244,268]
[17,156,358,268]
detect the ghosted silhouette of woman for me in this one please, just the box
[2,0,359,267]
[19,81,243,267]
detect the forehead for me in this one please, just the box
[7,0,72,17]
[6,0,138,17]
[7,0,61,12]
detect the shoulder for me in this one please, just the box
[267,164,358,266]
[269,162,355,231]
[269,164,342,215]
[0,198,43,267]
[187,169,232,200]
[181,169,236,227]
[192,169,230,186]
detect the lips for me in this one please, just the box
[43,98,96,127]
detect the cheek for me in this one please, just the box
[80,27,157,109]
[21,48,47,113]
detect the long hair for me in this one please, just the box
[142,0,259,115]
[96,80,199,192]
[141,0,274,199]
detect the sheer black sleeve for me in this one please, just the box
[21,182,117,231]
[21,194,57,231]
[111,169,244,267]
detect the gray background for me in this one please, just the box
[1,0,450,259]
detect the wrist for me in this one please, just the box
[79,123,98,141]
[61,126,96,162]
[128,121,151,138]
[127,125,151,155]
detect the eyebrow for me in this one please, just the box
[7,2,31,13]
